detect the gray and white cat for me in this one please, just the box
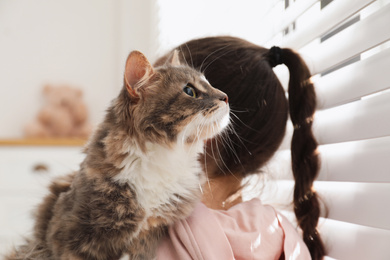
[6,50,229,260]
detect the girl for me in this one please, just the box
[156,36,326,260]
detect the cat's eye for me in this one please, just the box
[183,84,197,98]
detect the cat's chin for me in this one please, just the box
[218,112,230,131]
[204,113,230,139]
[182,108,230,144]
[207,107,230,136]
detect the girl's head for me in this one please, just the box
[156,36,326,259]
[157,37,288,177]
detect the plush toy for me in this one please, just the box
[25,85,92,138]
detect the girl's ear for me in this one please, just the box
[124,51,154,98]
[168,49,181,66]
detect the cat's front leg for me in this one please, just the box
[48,174,146,260]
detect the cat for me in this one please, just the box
[5,50,229,260]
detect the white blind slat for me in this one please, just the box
[265,135,390,183]
[315,47,390,109]
[305,3,390,75]
[316,182,390,229]
[282,0,375,49]
[280,88,390,147]
[273,0,318,39]
[313,91,390,144]
[258,1,284,44]
[257,180,390,230]
[318,136,390,182]
[320,218,390,260]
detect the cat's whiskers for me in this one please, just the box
[199,45,230,73]
[229,112,253,155]
[185,113,205,155]
[208,128,229,177]
[203,145,213,199]
[184,109,219,195]
[186,115,202,156]
[219,128,242,166]
[187,106,230,179]
[186,43,194,68]
[230,111,262,134]
[224,121,241,154]
[179,111,211,159]
[179,44,194,68]
[230,107,253,113]
[198,182,204,195]
[179,113,201,146]
[194,110,214,197]
[192,114,209,195]
[212,123,238,179]
[214,120,241,183]
[202,48,235,75]
[220,122,247,175]
[187,106,215,155]
[197,108,217,141]
[180,117,191,145]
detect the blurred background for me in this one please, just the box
[1,0,387,139]
[0,0,277,139]
[1,0,389,259]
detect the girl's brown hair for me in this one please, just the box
[156,36,325,259]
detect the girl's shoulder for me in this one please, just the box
[157,199,311,259]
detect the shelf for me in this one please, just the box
[0,138,88,146]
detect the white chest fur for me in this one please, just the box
[112,141,204,217]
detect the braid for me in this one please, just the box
[273,48,326,259]
[156,37,327,258]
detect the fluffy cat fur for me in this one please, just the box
[5,50,229,260]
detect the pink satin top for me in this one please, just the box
[157,198,311,260]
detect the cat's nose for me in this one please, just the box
[220,94,228,104]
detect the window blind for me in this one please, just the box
[255,1,390,259]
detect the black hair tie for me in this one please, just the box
[268,46,284,67]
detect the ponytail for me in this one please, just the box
[267,47,326,259]
[157,36,326,258]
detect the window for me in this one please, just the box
[253,1,390,259]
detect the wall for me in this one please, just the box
[0,0,273,139]
[155,0,275,55]
[0,0,158,138]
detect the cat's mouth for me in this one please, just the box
[205,106,230,134]
[182,104,230,144]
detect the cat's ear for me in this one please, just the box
[124,51,154,98]
[168,50,181,66]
